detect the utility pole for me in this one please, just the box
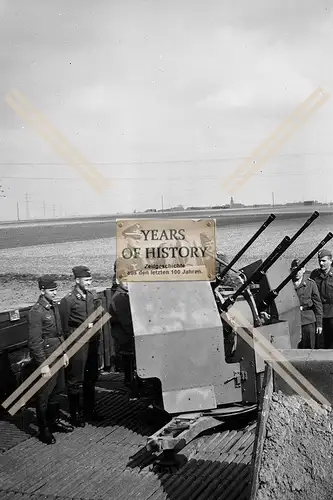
[272,192,275,208]
[52,204,56,218]
[16,202,20,221]
[43,201,46,217]
[25,193,30,219]
[161,194,164,212]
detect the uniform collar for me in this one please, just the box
[38,295,53,309]
[74,285,87,300]
[114,282,128,294]
[294,277,306,289]
[319,266,333,278]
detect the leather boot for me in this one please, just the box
[83,383,103,422]
[122,354,134,387]
[47,403,74,433]
[36,406,56,445]
[68,393,85,427]
[123,355,140,400]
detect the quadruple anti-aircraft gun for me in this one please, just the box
[122,211,333,468]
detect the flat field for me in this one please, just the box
[1,213,332,311]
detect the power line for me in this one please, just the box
[0,171,327,181]
[0,152,333,166]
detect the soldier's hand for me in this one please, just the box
[316,326,323,335]
[63,353,69,367]
[41,365,52,378]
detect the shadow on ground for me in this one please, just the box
[0,372,254,500]
[0,371,170,453]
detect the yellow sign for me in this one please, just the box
[116,218,216,282]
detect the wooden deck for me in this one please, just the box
[0,373,256,500]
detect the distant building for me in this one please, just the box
[230,197,244,208]
[303,200,315,206]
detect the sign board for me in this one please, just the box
[116,218,216,282]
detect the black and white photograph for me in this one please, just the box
[1,1,333,499]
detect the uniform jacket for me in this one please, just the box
[59,286,101,342]
[309,267,333,318]
[28,295,65,365]
[109,284,134,349]
[294,277,323,327]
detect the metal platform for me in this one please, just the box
[0,373,256,500]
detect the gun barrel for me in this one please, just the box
[258,211,320,275]
[221,235,291,311]
[219,213,276,280]
[287,211,319,246]
[261,231,333,307]
[251,212,320,279]
[258,236,291,275]
[214,254,240,275]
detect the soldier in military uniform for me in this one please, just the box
[111,260,118,294]
[310,249,333,348]
[109,260,137,396]
[59,266,102,426]
[28,275,74,445]
[290,259,323,349]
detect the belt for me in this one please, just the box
[300,306,313,311]
[68,321,82,328]
[68,321,95,329]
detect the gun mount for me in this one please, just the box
[218,213,276,280]
[119,211,330,469]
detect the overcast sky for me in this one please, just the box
[0,0,332,220]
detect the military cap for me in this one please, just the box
[121,223,142,240]
[72,265,92,278]
[318,248,332,259]
[38,274,58,290]
[290,258,303,269]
